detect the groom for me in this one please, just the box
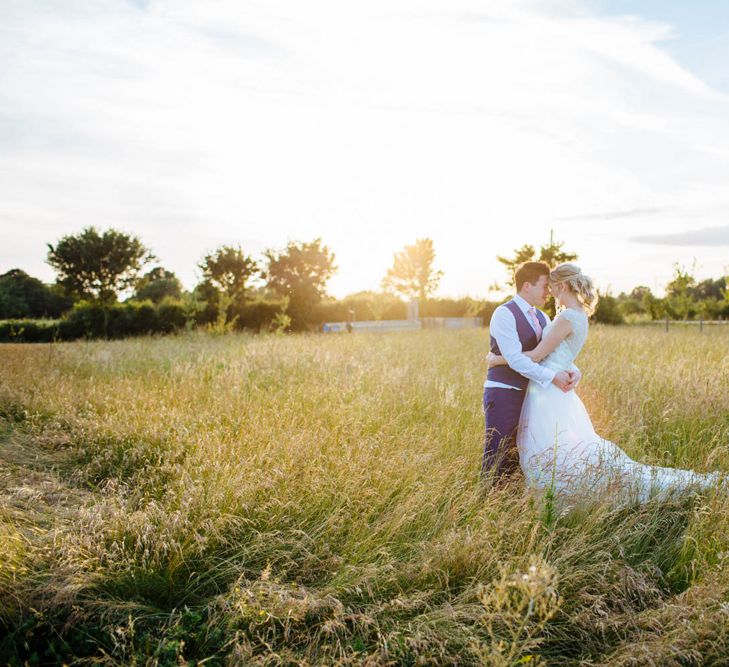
[481,261,578,479]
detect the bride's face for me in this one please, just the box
[549,282,565,304]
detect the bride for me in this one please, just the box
[487,262,723,503]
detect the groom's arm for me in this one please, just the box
[490,308,556,388]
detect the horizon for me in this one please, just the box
[3,227,722,301]
[3,0,729,298]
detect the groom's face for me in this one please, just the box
[523,275,549,307]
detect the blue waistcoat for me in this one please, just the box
[487,300,547,390]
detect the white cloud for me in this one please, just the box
[2,0,729,297]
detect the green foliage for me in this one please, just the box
[268,305,292,334]
[198,245,259,302]
[134,267,183,303]
[264,238,337,330]
[157,298,189,332]
[0,269,73,319]
[196,247,263,332]
[693,277,725,301]
[616,272,729,322]
[232,299,288,332]
[190,279,219,326]
[46,227,154,304]
[0,301,190,341]
[381,237,444,301]
[665,263,696,320]
[0,319,60,343]
[205,292,239,335]
[497,233,578,288]
[496,244,537,283]
[637,287,667,321]
[592,291,624,324]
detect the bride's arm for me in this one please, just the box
[527,317,573,361]
[487,317,573,367]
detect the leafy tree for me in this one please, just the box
[692,277,725,301]
[134,267,183,304]
[264,238,337,329]
[381,238,443,301]
[0,269,73,318]
[196,246,261,329]
[190,279,219,325]
[665,263,696,320]
[641,290,665,320]
[628,285,653,301]
[616,286,655,320]
[593,291,624,324]
[47,227,154,304]
[198,246,259,302]
[0,280,26,319]
[617,297,644,318]
[497,232,578,288]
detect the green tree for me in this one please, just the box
[196,246,260,329]
[381,238,443,301]
[190,279,219,326]
[616,286,655,320]
[0,269,73,318]
[629,285,653,301]
[497,232,578,288]
[47,227,154,304]
[665,263,696,320]
[692,277,725,301]
[134,267,183,304]
[198,246,259,302]
[593,291,624,324]
[263,238,337,330]
[641,290,665,320]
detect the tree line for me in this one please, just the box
[0,228,470,340]
[480,237,729,324]
[2,227,727,341]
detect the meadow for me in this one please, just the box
[2,326,729,665]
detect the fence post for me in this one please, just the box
[665,316,669,333]
[700,316,704,333]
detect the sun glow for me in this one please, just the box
[2,0,729,297]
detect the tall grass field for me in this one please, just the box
[2,326,729,665]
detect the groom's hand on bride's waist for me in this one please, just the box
[568,369,581,389]
[563,371,578,392]
[552,371,576,393]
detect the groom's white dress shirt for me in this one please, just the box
[484,294,556,391]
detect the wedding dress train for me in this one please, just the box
[517,308,722,503]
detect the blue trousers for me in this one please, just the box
[481,386,526,478]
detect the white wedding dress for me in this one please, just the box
[517,308,722,503]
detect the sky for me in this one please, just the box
[2,0,729,299]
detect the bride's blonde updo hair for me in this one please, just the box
[549,262,598,315]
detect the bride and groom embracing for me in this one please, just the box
[481,261,723,503]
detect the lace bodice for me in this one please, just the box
[541,308,589,372]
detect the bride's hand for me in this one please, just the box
[486,352,504,368]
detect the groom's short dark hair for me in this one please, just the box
[515,262,550,291]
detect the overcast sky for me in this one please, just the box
[2,0,729,298]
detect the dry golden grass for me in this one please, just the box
[1,325,729,664]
